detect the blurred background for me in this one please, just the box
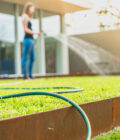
[0,0,120,77]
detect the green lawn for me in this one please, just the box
[1,76,120,139]
[0,76,120,119]
[93,127,120,140]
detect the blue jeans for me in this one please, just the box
[22,39,35,76]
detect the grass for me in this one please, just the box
[93,127,120,140]
[0,76,120,120]
[1,76,120,139]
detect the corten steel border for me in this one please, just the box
[0,96,120,140]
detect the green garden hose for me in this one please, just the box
[0,87,83,94]
[0,87,91,140]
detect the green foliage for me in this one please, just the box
[93,127,120,140]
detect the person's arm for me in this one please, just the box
[22,14,40,36]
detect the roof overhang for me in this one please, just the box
[3,0,93,14]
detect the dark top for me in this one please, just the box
[24,21,33,40]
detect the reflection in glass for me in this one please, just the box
[42,11,61,73]
[0,13,15,74]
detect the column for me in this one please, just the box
[59,14,69,74]
[36,10,46,75]
[14,4,21,75]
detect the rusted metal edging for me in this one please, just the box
[0,96,120,140]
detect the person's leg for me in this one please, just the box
[22,39,30,78]
[28,40,36,78]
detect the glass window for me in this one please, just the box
[45,39,57,73]
[0,2,15,74]
[42,11,61,73]
[42,14,60,36]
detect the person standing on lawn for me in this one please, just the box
[22,2,43,79]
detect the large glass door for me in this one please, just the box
[42,11,61,73]
[0,42,15,74]
[0,2,15,74]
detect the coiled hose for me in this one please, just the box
[0,87,91,140]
